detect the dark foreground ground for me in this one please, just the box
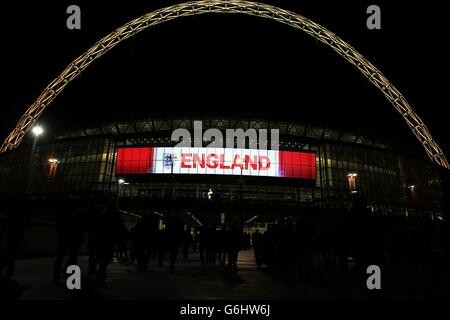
[1,250,449,300]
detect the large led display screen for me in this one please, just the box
[116,147,316,180]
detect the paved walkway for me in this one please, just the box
[7,250,292,300]
[2,250,450,300]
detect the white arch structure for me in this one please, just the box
[1,0,448,169]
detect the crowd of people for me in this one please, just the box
[50,199,250,285]
[127,212,186,274]
[1,195,449,289]
[252,204,450,283]
[50,200,214,284]
[196,224,243,270]
[118,221,247,272]
[52,198,127,285]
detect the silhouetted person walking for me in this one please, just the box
[182,229,192,260]
[1,196,28,280]
[296,214,314,277]
[166,212,184,274]
[198,227,207,265]
[101,201,125,285]
[89,200,125,286]
[252,229,261,248]
[217,225,227,268]
[227,223,241,271]
[53,199,86,283]
[157,228,168,267]
[86,202,102,279]
[134,214,159,271]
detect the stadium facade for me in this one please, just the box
[0,116,444,224]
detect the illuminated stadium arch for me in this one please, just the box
[1,0,448,169]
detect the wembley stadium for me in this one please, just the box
[0,115,444,234]
[1,1,450,301]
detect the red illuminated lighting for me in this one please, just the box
[116,147,154,175]
[279,151,316,180]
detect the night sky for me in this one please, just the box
[1,0,448,158]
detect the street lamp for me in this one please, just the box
[48,158,60,181]
[31,126,44,137]
[207,188,214,201]
[407,185,416,199]
[27,125,44,192]
[347,173,357,193]
[406,184,416,217]
[116,178,128,208]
